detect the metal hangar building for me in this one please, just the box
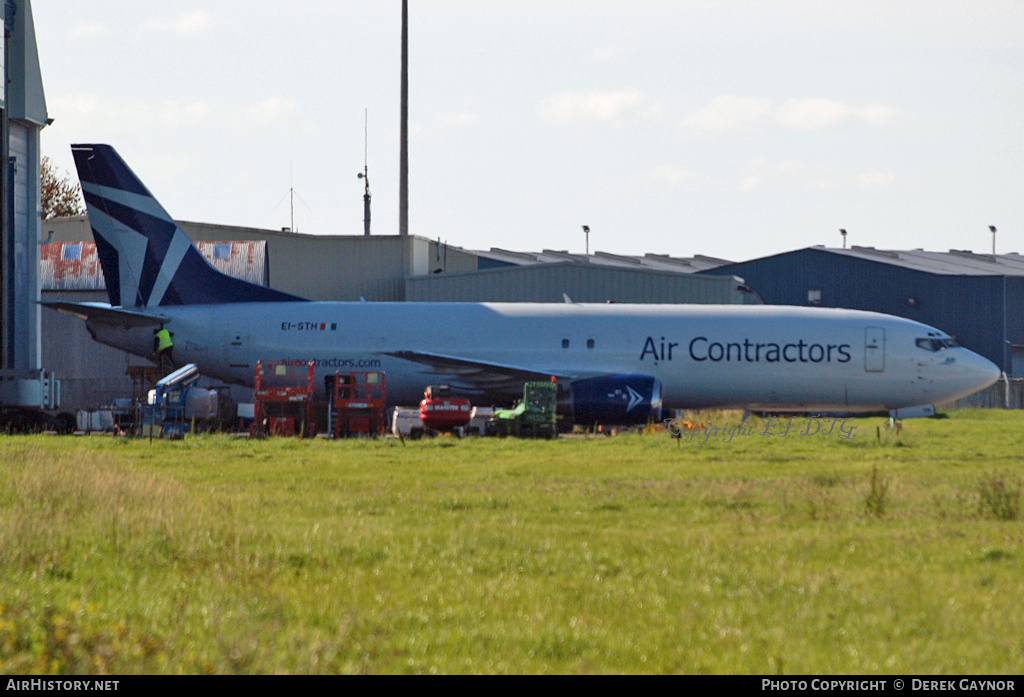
[702,246,1024,377]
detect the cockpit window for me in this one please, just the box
[916,337,958,351]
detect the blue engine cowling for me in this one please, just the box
[569,374,663,426]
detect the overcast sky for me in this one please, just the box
[33,0,1024,262]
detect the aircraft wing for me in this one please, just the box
[41,301,165,329]
[385,349,584,395]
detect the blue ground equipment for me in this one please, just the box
[141,364,202,438]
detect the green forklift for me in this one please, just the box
[486,381,558,439]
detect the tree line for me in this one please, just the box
[41,156,85,219]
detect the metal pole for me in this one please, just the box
[1,12,9,370]
[399,0,409,236]
[363,174,371,236]
[359,109,371,235]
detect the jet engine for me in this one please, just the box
[566,374,663,426]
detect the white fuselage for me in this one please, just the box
[88,301,1000,412]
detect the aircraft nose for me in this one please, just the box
[962,351,1001,394]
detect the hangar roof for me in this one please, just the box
[406,260,753,304]
[807,246,1024,276]
[477,248,732,273]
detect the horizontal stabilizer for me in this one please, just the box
[41,301,164,329]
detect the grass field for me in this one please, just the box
[1,409,1021,674]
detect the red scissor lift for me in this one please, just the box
[252,360,316,437]
[328,371,386,437]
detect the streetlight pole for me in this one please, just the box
[398,0,409,236]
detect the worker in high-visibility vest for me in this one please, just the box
[154,327,174,369]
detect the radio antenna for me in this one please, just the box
[357,109,371,236]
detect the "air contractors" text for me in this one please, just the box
[641,336,852,364]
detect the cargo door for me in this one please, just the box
[229,326,252,369]
[864,327,885,372]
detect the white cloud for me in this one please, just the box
[684,96,771,132]
[145,10,212,35]
[774,98,853,130]
[647,164,713,188]
[857,172,896,187]
[158,101,211,128]
[686,96,906,132]
[858,104,904,126]
[582,45,625,65]
[538,90,660,123]
[247,97,298,123]
[51,93,102,118]
[774,98,907,130]
[739,159,812,192]
[738,159,897,192]
[49,94,211,132]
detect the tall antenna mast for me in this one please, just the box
[271,163,309,232]
[283,162,311,232]
[357,109,371,236]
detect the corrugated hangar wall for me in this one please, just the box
[5,122,43,371]
[406,263,749,304]
[182,223,480,301]
[41,288,145,410]
[1008,280,1024,376]
[3,0,48,379]
[45,217,480,302]
[47,216,744,305]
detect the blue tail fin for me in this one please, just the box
[71,144,305,307]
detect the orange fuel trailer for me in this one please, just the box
[419,385,472,431]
